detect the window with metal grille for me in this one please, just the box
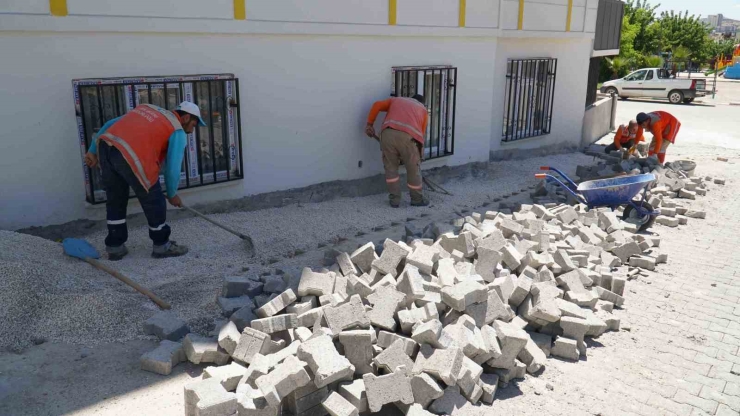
[391,66,457,160]
[502,58,557,142]
[72,74,244,204]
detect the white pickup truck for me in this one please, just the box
[600,68,707,104]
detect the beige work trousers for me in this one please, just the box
[380,128,423,205]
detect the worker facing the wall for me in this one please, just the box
[636,111,681,164]
[605,120,644,156]
[83,102,206,260]
[365,95,429,208]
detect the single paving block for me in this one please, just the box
[366,285,406,331]
[377,331,418,356]
[411,319,444,348]
[551,337,580,361]
[412,344,464,386]
[256,355,312,408]
[232,327,271,365]
[374,338,415,376]
[251,314,297,334]
[217,320,241,355]
[371,239,411,277]
[350,242,378,274]
[140,340,186,376]
[222,276,264,298]
[322,391,358,416]
[487,320,529,370]
[338,330,375,375]
[362,368,414,413]
[143,311,189,341]
[517,334,547,374]
[298,335,355,388]
[230,304,259,331]
[183,334,230,365]
[478,373,499,404]
[203,362,248,392]
[184,378,238,416]
[406,244,439,275]
[218,296,255,318]
[441,280,488,312]
[398,303,438,334]
[411,372,445,408]
[323,294,370,334]
[336,252,359,277]
[298,268,336,297]
[338,379,368,414]
[255,289,297,318]
[396,265,427,305]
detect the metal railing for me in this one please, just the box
[502,58,557,143]
[72,74,244,204]
[391,66,457,160]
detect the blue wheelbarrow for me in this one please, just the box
[535,166,659,231]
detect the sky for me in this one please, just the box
[652,0,740,20]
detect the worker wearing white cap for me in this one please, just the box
[84,101,206,260]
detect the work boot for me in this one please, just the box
[411,198,430,207]
[151,241,189,259]
[106,245,129,261]
[390,202,400,208]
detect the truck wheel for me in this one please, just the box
[668,90,684,104]
[683,98,694,104]
[604,87,619,97]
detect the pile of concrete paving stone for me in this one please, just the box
[136,150,723,416]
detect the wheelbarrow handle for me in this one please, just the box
[539,166,580,191]
[535,173,588,205]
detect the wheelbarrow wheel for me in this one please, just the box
[622,200,656,231]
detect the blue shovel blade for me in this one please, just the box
[62,238,101,260]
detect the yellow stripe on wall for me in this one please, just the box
[517,0,524,30]
[234,0,246,20]
[389,0,397,25]
[565,0,573,31]
[49,0,67,16]
[459,0,466,27]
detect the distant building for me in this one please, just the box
[708,14,724,29]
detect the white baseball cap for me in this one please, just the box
[176,101,207,127]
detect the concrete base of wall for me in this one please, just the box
[489,142,579,161]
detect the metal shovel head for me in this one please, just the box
[63,238,101,260]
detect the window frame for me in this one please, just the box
[71,74,244,205]
[502,58,558,143]
[390,65,457,161]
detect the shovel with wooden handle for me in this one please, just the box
[62,238,171,310]
[180,204,256,256]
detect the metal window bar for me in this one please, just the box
[502,58,557,142]
[72,75,244,205]
[390,66,457,161]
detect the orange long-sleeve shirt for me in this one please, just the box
[614,125,644,150]
[646,111,680,155]
[367,98,428,143]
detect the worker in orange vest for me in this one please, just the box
[83,102,206,260]
[605,120,644,156]
[636,111,681,164]
[365,95,429,208]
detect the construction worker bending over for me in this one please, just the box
[605,120,644,156]
[365,95,429,208]
[84,102,206,260]
[636,111,681,164]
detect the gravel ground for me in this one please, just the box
[0,152,593,353]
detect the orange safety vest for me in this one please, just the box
[98,104,183,192]
[381,97,429,144]
[647,111,681,144]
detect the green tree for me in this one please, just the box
[654,10,711,61]
[624,0,661,55]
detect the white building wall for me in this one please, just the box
[490,37,592,154]
[0,0,596,229]
[0,32,497,229]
